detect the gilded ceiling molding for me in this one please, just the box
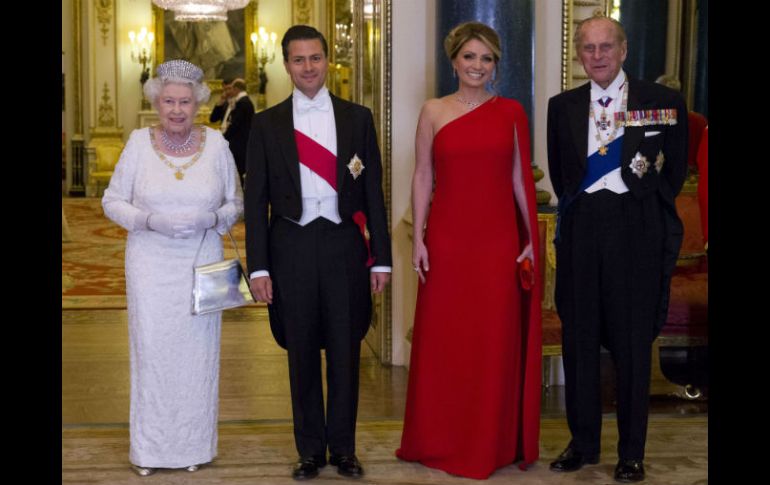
[95,0,113,46]
[98,83,116,127]
[293,0,313,25]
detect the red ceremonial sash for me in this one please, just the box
[294,129,374,266]
[294,129,337,190]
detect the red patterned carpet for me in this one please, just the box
[62,197,249,309]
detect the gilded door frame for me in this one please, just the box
[324,0,393,364]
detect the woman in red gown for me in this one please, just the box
[396,22,542,479]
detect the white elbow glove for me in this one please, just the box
[145,212,217,238]
[145,213,196,239]
[192,211,218,231]
[146,213,188,238]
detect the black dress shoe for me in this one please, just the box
[329,454,364,478]
[614,459,645,483]
[292,455,326,481]
[549,446,600,472]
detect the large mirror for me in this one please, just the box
[325,0,392,364]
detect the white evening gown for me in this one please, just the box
[102,126,243,468]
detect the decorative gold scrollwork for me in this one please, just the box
[95,0,112,46]
[98,82,115,127]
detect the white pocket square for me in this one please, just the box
[644,131,661,137]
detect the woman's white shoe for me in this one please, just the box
[131,465,156,476]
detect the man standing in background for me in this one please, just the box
[210,78,254,188]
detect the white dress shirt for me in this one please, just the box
[585,70,629,194]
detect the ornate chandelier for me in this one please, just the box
[152,1,250,22]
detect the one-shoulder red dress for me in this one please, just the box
[396,97,542,479]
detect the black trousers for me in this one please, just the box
[555,190,661,461]
[269,217,370,458]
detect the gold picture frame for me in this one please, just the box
[152,2,258,90]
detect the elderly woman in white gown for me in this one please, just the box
[102,60,243,476]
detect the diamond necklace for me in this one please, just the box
[160,127,195,154]
[455,93,491,110]
[150,125,207,180]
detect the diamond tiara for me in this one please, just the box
[156,59,204,83]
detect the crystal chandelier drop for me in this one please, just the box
[152,1,250,22]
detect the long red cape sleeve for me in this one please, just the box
[512,103,542,468]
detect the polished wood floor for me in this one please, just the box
[63,306,407,425]
[63,305,708,484]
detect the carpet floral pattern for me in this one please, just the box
[62,197,249,309]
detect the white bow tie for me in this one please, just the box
[296,95,331,114]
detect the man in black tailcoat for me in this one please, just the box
[547,13,687,484]
[244,25,391,481]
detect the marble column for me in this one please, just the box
[435,0,534,122]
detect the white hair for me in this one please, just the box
[143,76,211,107]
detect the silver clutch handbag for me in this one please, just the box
[192,229,255,315]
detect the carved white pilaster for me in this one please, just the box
[87,0,122,139]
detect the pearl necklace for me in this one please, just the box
[160,127,196,154]
[455,93,491,110]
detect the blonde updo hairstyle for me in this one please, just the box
[444,21,501,62]
[444,21,502,90]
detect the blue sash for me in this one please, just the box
[577,136,623,193]
[555,136,623,243]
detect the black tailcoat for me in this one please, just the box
[244,93,391,347]
[547,78,687,337]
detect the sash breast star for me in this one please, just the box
[348,154,364,179]
[629,152,650,178]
